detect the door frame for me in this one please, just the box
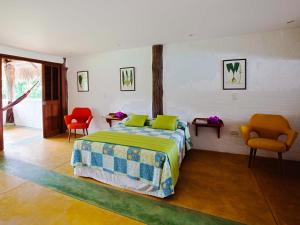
[0,53,67,151]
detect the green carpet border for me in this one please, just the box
[0,156,243,225]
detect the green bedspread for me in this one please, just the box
[79,131,179,184]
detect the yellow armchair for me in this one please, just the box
[240,114,298,172]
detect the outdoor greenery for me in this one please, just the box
[15,80,41,99]
[2,79,41,100]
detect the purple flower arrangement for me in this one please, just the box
[207,116,221,124]
[114,111,127,119]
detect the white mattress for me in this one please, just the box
[74,166,166,198]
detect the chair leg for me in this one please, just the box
[86,129,88,135]
[74,129,76,139]
[68,129,71,142]
[248,148,254,168]
[278,152,283,174]
[82,129,85,135]
[252,149,257,166]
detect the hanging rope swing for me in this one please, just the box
[2,81,39,112]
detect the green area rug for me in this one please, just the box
[0,156,243,225]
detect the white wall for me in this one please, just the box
[3,99,42,129]
[0,44,63,63]
[14,99,42,129]
[164,28,300,160]
[67,47,152,131]
[67,28,300,161]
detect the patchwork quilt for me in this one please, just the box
[71,119,192,197]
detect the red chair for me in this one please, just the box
[64,107,93,142]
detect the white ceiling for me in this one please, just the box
[0,0,299,57]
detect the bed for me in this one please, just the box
[71,118,192,198]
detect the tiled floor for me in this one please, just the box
[0,180,142,225]
[1,127,143,225]
[1,127,300,225]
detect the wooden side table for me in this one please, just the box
[192,118,224,138]
[105,113,127,127]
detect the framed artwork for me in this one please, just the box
[223,59,246,90]
[77,71,89,92]
[120,67,135,91]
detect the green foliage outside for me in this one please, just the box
[2,79,41,100]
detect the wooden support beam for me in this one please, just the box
[152,45,163,118]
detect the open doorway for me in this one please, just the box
[2,58,42,148]
[0,55,67,151]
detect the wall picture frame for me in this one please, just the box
[223,59,247,90]
[120,67,135,91]
[77,71,89,92]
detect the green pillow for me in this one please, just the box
[125,114,148,127]
[152,115,178,131]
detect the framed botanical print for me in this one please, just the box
[223,59,246,90]
[120,67,135,91]
[77,71,89,92]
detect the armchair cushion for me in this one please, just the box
[248,138,286,152]
[64,115,74,125]
[67,122,88,130]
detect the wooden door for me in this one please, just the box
[42,64,62,138]
[60,58,68,132]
